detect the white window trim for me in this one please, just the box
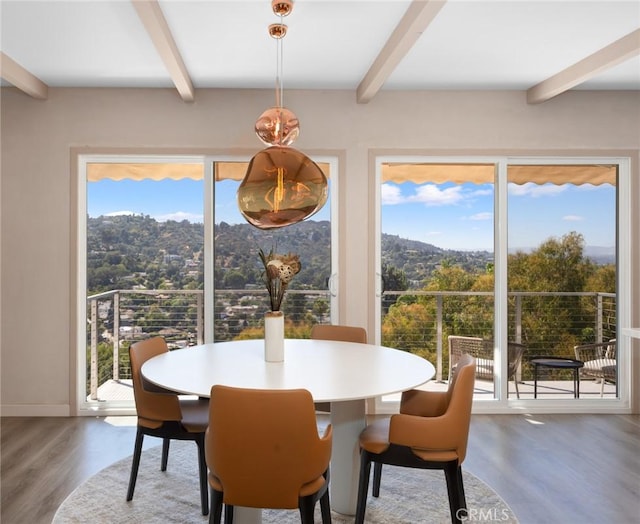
[373,154,632,415]
[75,152,340,415]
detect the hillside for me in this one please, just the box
[88,215,602,293]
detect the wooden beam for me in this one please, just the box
[356,0,447,104]
[0,52,48,99]
[527,29,640,104]
[132,0,195,102]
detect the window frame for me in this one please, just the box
[75,152,340,415]
[373,153,632,414]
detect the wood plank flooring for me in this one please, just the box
[2,414,639,524]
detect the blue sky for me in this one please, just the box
[88,178,616,252]
[381,181,616,251]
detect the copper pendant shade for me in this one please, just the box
[255,106,300,147]
[238,146,328,229]
[237,0,328,230]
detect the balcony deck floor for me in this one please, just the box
[93,376,617,404]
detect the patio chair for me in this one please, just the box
[311,324,368,412]
[448,336,526,398]
[206,385,332,524]
[574,339,617,397]
[355,354,476,524]
[127,337,209,515]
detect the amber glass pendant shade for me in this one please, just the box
[255,106,300,146]
[237,146,328,229]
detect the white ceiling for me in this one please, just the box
[1,0,639,104]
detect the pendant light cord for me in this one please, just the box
[275,13,284,108]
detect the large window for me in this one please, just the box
[375,155,630,413]
[210,160,337,342]
[76,154,337,414]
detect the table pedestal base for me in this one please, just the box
[330,398,367,515]
[234,507,261,524]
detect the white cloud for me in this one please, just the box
[409,184,464,206]
[563,215,584,222]
[381,183,404,205]
[508,182,567,198]
[105,211,138,217]
[155,211,204,223]
[468,212,493,221]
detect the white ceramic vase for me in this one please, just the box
[264,310,284,362]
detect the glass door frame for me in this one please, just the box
[76,153,207,415]
[205,154,341,342]
[372,153,632,414]
[75,152,340,415]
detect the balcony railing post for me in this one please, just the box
[515,293,523,384]
[515,293,522,344]
[436,295,443,382]
[197,292,203,344]
[596,293,603,343]
[113,292,120,380]
[90,298,98,400]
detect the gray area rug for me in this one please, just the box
[53,440,517,523]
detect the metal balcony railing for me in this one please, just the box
[86,289,616,400]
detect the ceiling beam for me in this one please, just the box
[356,0,447,104]
[132,0,195,102]
[0,52,48,99]
[527,28,640,104]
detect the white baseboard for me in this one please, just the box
[1,404,71,417]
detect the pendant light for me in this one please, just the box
[237,0,328,230]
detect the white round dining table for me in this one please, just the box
[142,338,435,522]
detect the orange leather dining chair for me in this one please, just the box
[355,354,476,524]
[310,324,368,412]
[206,385,333,524]
[127,337,209,515]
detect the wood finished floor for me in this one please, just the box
[1,414,639,524]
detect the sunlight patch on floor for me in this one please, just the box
[103,416,137,427]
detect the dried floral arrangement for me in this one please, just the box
[258,247,302,312]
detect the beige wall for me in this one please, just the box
[1,87,639,415]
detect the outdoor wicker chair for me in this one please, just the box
[574,340,617,397]
[448,335,526,398]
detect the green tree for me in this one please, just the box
[507,231,595,353]
[381,263,409,314]
[223,270,248,289]
[382,302,437,361]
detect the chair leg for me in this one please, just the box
[126,428,144,501]
[355,451,372,524]
[209,488,223,524]
[455,465,467,517]
[299,495,316,524]
[196,436,209,515]
[443,461,466,524]
[319,488,331,524]
[161,437,170,471]
[224,504,234,524]
[514,378,520,399]
[372,462,382,497]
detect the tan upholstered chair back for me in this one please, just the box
[390,353,475,463]
[311,324,367,344]
[310,324,368,412]
[206,385,332,509]
[129,337,181,428]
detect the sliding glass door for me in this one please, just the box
[375,155,629,412]
[210,159,337,342]
[378,160,496,404]
[76,154,338,414]
[507,162,618,401]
